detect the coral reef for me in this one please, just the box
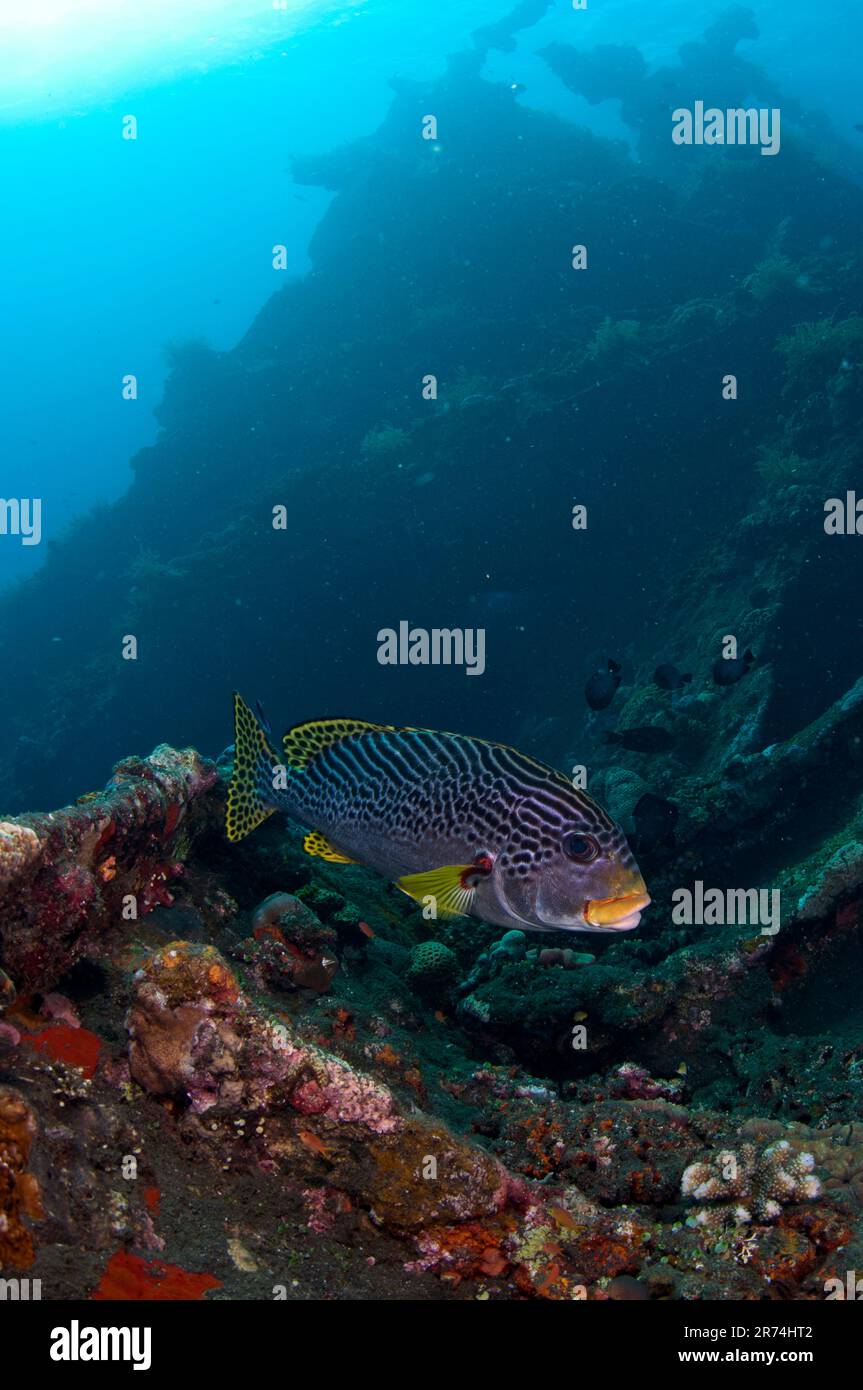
[776,315,863,397]
[0,745,218,996]
[0,764,860,1298]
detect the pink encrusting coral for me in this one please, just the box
[290,1060,399,1133]
[127,940,399,1132]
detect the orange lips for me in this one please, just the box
[584,891,651,928]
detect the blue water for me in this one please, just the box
[0,0,861,815]
[1,0,860,595]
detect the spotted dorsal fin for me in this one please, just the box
[282,717,396,770]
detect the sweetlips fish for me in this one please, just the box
[226,694,650,935]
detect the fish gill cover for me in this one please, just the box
[1,0,863,1333]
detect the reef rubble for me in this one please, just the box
[1,741,862,1300]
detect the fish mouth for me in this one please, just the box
[583,891,651,932]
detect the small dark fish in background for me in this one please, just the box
[585,657,622,710]
[653,663,692,690]
[605,725,675,753]
[713,648,755,686]
[633,792,679,851]
[607,1274,650,1302]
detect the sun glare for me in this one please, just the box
[0,0,358,120]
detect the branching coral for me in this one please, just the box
[587,316,642,365]
[743,255,802,304]
[682,1139,821,1227]
[663,297,730,341]
[776,315,863,396]
[755,444,810,486]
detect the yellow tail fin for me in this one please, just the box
[226,692,281,842]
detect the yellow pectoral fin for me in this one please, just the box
[396,865,476,919]
[303,831,356,864]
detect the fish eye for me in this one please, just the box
[564,833,599,863]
